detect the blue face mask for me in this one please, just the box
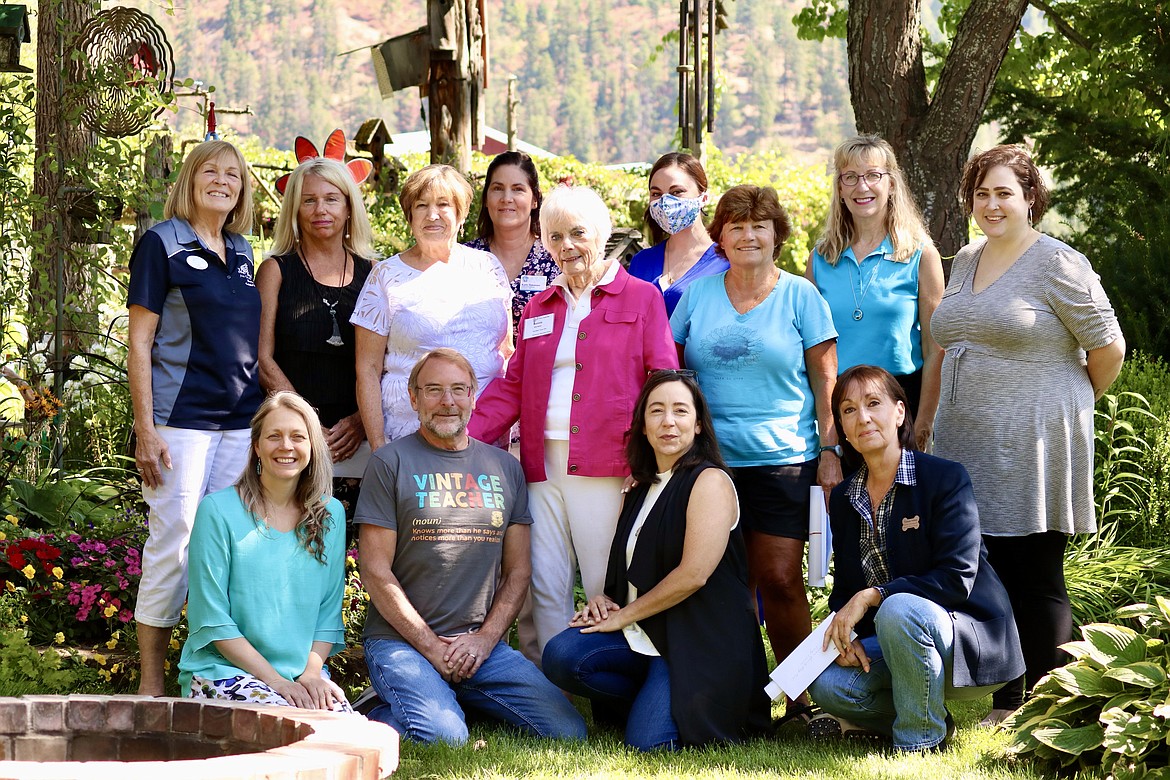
[649,193,705,235]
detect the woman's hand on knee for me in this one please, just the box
[569,595,620,628]
[296,672,346,710]
[271,678,315,708]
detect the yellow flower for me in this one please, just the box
[51,582,62,590]
[93,653,107,665]
[102,604,117,618]
[51,566,63,579]
[19,614,27,624]
[105,638,118,650]
[169,638,180,650]
[4,581,14,592]
[110,663,120,674]
[20,564,34,580]
[5,514,17,526]
[163,660,171,671]
[98,669,111,681]
[0,531,6,541]
[54,632,65,644]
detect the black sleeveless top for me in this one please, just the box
[606,462,771,746]
[271,252,373,427]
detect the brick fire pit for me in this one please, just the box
[0,695,399,779]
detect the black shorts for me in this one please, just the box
[731,459,819,540]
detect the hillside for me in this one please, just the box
[131,0,854,164]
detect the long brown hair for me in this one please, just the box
[626,370,727,486]
[234,392,334,563]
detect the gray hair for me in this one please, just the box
[539,185,612,255]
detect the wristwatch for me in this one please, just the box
[818,444,843,458]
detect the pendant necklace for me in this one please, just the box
[850,258,882,321]
[301,251,348,347]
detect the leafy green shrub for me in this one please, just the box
[1004,598,1170,777]
[0,627,98,696]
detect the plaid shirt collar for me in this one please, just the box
[845,448,917,508]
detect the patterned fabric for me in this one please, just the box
[465,237,560,330]
[845,449,917,590]
[189,673,354,712]
[932,234,1122,536]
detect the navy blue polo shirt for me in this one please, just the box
[127,217,263,430]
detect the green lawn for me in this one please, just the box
[391,698,1057,780]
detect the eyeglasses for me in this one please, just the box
[419,384,472,400]
[652,369,697,379]
[837,171,889,187]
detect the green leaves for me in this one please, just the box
[1007,611,1170,773]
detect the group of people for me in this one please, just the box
[126,131,1124,753]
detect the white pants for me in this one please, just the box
[519,439,624,664]
[134,426,251,627]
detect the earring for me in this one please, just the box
[256,461,262,475]
[345,217,351,240]
[1028,204,1034,225]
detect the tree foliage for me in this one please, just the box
[989,1,1170,358]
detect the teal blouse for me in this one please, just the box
[178,487,346,693]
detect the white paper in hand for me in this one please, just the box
[765,612,856,702]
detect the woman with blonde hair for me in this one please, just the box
[806,135,943,448]
[180,391,350,711]
[128,139,262,695]
[259,151,376,495]
[352,164,512,449]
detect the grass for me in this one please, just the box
[391,698,1056,780]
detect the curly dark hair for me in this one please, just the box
[959,144,1051,225]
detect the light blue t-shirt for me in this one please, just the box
[811,236,923,376]
[179,488,346,693]
[671,271,837,467]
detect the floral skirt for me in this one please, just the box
[189,673,354,713]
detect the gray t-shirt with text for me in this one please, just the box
[354,433,532,642]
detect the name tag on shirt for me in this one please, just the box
[519,274,548,292]
[524,313,555,339]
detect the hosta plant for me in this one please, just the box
[1004,597,1170,778]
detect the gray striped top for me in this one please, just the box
[931,234,1122,536]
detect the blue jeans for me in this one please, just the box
[363,637,586,745]
[542,628,679,751]
[808,593,999,751]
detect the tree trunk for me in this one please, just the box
[846,0,1029,258]
[30,0,96,353]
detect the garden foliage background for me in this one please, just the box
[1,67,1170,751]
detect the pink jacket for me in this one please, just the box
[468,264,678,482]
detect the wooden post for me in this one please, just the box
[427,0,479,171]
[506,75,517,151]
[135,134,173,244]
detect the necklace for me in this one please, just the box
[299,251,348,347]
[850,258,882,321]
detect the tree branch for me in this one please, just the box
[1029,0,1092,50]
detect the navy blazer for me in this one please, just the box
[828,450,1025,688]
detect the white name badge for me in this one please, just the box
[519,274,548,292]
[523,313,555,339]
[186,256,209,270]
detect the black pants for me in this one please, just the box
[982,531,1072,709]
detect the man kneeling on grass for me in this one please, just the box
[353,348,586,745]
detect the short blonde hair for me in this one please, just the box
[540,185,612,254]
[268,158,376,259]
[399,164,473,224]
[815,135,931,265]
[165,140,254,235]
